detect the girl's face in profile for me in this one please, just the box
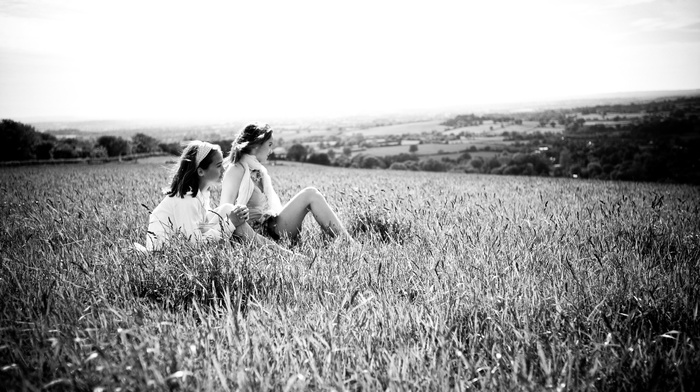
[253,136,274,163]
[199,150,224,189]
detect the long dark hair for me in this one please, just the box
[166,141,221,198]
[225,122,273,165]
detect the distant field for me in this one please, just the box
[361,143,468,157]
[359,137,513,159]
[507,121,565,134]
[261,118,564,145]
[274,127,342,139]
[583,121,634,127]
[422,150,501,162]
[443,123,499,135]
[267,120,452,141]
[141,136,516,166]
[345,120,450,137]
[580,112,646,121]
[444,120,565,136]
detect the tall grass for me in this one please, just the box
[1,162,698,390]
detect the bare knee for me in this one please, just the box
[301,187,323,201]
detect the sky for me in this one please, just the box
[1,0,699,122]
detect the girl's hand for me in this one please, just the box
[228,205,249,227]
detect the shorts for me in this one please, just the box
[251,214,280,241]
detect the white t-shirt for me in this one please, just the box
[146,189,236,251]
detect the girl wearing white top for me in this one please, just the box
[146,140,259,251]
[221,123,354,243]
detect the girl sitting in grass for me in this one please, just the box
[145,140,283,252]
[221,122,354,244]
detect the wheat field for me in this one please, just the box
[1,161,698,390]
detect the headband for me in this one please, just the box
[194,141,214,167]
[236,124,271,144]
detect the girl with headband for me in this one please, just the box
[145,140,283,252]
[221,123,354,244]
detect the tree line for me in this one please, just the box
[276,96,700,185]
[4,96,698,185]
[319,117,698,184]
[0,119,179,161]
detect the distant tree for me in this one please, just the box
[287,144,307,162]
[487,156,501,170]
[34,138,56,159]
[671,109,686,119]
[457,152,472,162]
[90,146,108,158]
[570,118,586,132]
[97,135,130,157]
[132,133,160,153]
[0,119,42,161]
[471,158,484,169]
[360,155,386,169]
[327,149,336,160]
[552,163,566,177]
[59,138,95,158]
[34,133,59,160]
[409,144,418,153]
[512,153,528,165]
[522,163,536,176]
[342,146,352,156]
[52,143,80,159]
[531,154,551,175]
[503,165,522,175]
[346,134,365,147]
[404,160,419,171]
[393,153,419,164]
[209,139,233,156]
[35,141,55,160]
[159,142,181,156]
[420,158,448,172]
[559,148,572,169]
[587,161,603,178]
[307,152,331,166]
[350,153,366,167]
[333,155,351,167]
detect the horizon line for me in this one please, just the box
[9,87,700,128]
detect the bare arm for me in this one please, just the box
[221,164,244,205]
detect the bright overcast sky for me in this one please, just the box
[1,0,699,122]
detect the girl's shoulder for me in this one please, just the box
[224,162,246,180]
[154,193,198,212]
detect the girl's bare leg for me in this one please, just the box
[275,187,353,241]
[233,222,294,255]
